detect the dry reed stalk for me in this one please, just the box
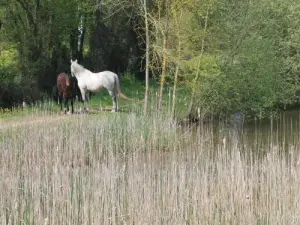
[0,109,300,224]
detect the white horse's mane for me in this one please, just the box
[71,60,86,74]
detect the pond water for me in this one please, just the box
[207,109,300,156]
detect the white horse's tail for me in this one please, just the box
[115,76,133,101]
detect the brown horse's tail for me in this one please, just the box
[115,75,133,101]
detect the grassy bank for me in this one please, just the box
[1,104,300,224]
[86,75,190,117]
[0,74,190,123]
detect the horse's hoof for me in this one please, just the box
[67,111,72,115]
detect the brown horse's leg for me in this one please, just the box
[71,98,74,114]
[58,94,63,112]
[64,97,68,114]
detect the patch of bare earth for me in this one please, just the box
[0,108,111,131]
[0,113,71,130]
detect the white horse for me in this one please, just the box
[70,59,131,112]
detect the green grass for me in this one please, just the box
[0,108,30,122]
[0,75,193,137]
[69,75,191,117]
[0,70,192,122]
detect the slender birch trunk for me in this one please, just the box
[143,0,149,115]
[171,41,180,118]
[158,33,167,110]
[77,15,85,63]
[171,9,182,118]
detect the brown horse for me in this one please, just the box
[57,72,75,114]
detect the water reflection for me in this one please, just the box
[228,112,244,149]
[209,109,300,157]
[244,110,300,153]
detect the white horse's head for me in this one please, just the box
[70,59,80,77]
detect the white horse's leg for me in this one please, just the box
[85,92,90,112]
[112,96,118,112]
[80,88,88,113]
[109,90,118,112]
[85,92,90,102]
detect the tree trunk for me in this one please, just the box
[90,9,111,72]
[171,41,180,118]
[77,15,85,63]
[143,0,149,115]
[171,9,181,118]
[70,28,79,59]
[158,33,167,110]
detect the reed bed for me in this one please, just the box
[1,109,300,224]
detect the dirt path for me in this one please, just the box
[0,114,69,131]
[0,108,114,131]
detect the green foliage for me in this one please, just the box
[0,46,19,83]
[3,0,95,92]
[183,0,300,117]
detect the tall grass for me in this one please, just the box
[1,105,300,224]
